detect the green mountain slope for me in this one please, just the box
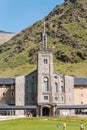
[0,0,87,77]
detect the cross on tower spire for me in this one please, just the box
[42,20,47,50]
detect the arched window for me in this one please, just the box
[43,77,49,92]
[55,82,58,92]
[61,86,64,93]
[62,96,64,102]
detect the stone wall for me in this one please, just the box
[15,75,25,115]
[37,51,54,104]
[64,75,74,105]
[25,71,37,105]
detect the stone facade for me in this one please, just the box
[0,51,87,116]
[15,76,25,115]
[37,51,54,105]
[74,78,87,105]
[64,75,74,105]
[0,78,15,106]
[25,71,37,105]
[0,84,15,105]
[35,50,75,116]
[61,75,74,116]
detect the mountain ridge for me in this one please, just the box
[0,30,15,34]
[0,31,15,45]
[0,0,87,77]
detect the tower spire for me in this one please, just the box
[42,20,47,50]
[44,20,45,34]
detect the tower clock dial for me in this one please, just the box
[44,77,48,81]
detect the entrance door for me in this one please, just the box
[42,107,50,116]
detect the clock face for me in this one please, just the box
[44,77,48,81]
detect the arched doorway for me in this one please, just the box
[43,107,50,116]
[42,104,53,116]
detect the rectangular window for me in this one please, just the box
[62,96,64,101]
[55,97,58,101]
[44,59,48,64]
[31,82,36,93]
[81,101,83,104]
[44,96,48,100]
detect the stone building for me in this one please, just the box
[0,22,87,116]
[15,21,75,116]
[74,78,87,105]
[0,78,15,115]
[0,78,15,105]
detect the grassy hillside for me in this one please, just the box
[0,0,87,77]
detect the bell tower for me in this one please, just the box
[37,20,54,107]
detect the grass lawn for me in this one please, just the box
[0,117,87,130]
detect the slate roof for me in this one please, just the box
[0,78,15,85]
[57,104,87,109]
[74,77,87,85]
[0,105,37,110]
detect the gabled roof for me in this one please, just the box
[0,78,15,85]
[25,70,37,77]
[74,77,87,85]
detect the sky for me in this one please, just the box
[0,0,64,33]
